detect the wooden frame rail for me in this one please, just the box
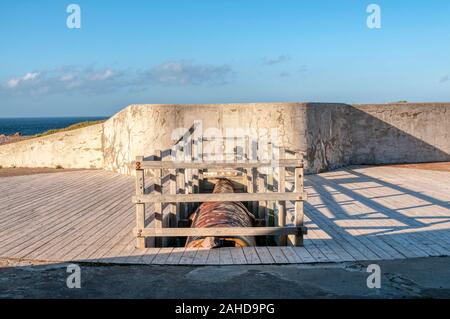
[133,159,303,170]
[133,192,307,203]
[134,226,307,237]
[133,148,307,249]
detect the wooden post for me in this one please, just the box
[252,136,259,216]
[192,136,199,212]
[266,142,274,243]
[168,151,177,228]
[176,168,185,225]
[194,121,203,196]
[245,136,256,215]
[154,150,163,247]
[293,152,304,246]
[135,156,145,249]
[277,147,287,246]
[243,136,249,192]
[186,137,193,214]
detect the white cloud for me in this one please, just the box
[0,62,235,96]
[139,60,234,86]
[440,75,449,83]
[6,72,40,88]
[89,69,115,81]
[262,55,291,66]
[1,67,126,96]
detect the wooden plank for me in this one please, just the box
[267,246,289,264]
[95,236,135,264]
[3,174,130,258]
[279,246,302,263]
[305,176,405,260]
[229,247,247,264]
[255,246,275,264]
[0,171,93,213]
[140,248,161,264]
[219,248,234,265]
[133,192,307,204]
[292,247,316,263]
[43,188,134,261]
[303,242,329,263]
[192,248,210,265]
[88,226,135,263]
[151,247,173,264]
[165,247,185,264]
[96,234,135,264]
[178,248,198,265]
[122,247,146,264]
[86,222,135,263]
[306,227,343,262]
[317,169,440,259]
[137,226,306,237]
[307,211,379,261]
[0,171,106,232]
[27,176,133,257]
[115,238,138,264]
[340,168,450,253]
[2,165,449,265]
[79,203,136,262]
[206,248,220,265]
[242,247,261,264]
[136,159,304,170]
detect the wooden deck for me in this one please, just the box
[0,166,449,265]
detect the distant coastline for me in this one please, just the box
[0,117,108,136]
[0,117,107,145]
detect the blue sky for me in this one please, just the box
[1,0,450,117]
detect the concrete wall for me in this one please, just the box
[0,102,448,174]
[304,103,353,172]
[0,123,104,169]
[303,103,450,172]
[350,103,450,165]
[102,103,306,174]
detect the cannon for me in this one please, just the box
[185,178,256,248]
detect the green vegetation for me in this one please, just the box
[33,120,106,138]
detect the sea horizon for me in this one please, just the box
[0,116,109,136]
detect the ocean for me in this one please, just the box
[0,117,108,136]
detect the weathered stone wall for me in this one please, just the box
[0,123,104,169]
[304,103,352,172]
[303,103,450,172]
[0,103,448,174]
[350,103,450,165]
[102,103,307,174]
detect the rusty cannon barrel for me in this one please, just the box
[185,178,256,248]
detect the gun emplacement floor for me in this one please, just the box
[0,165,449,265]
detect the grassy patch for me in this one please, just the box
[33,120,106,138]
